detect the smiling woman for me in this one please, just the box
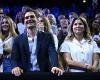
[0,15,17,72]
[59,17,100,72]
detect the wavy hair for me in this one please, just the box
[0,15,17,39]
[65,17,91,41]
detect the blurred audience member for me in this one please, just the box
[57,18,68,48]
[22,5,32,14]
[58,14,66,22]
[0,8,5,23]
[43,8,50,17]
[95,13,100,25]
[92,20,100,45]
[68,12,78,23]
[47,14,58,35]
[38,16,58,51]
[15,11,25,34]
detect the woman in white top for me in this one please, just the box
[0,15,17,72]
[15,11,25,34]
[60,17,100,72]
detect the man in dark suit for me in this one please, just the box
[11,9,63,76]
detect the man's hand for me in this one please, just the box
[11,67,23,76]
[51,67,64,76]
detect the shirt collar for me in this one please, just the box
[72,38,87,45]
[27,31,37,38]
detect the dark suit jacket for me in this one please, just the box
[11,31,58,72]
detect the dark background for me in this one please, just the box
[0,0,98,19]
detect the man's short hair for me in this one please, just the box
[24,8,38,18]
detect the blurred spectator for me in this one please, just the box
[47,14,58,35]
[80,13,88,20]
[57,18,68,48]
[95,13,100,25]
[0,8,5,21]
[91,20,100,44]
[57,18,69,71]
[22,5,31,14]
[43,8,50,17]
[35,8,44,18]
[68,12,78,23]
[15,11,25,34]
[58,14,66,22]
[38,16,58,51]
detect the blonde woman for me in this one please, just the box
[47,14,58,35]
[0,15,17,72]
[38,16,58,51]
[60,17,100,72]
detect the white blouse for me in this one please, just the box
[60,38,100,72]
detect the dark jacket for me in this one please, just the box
[11,31,58,72]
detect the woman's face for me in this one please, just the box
[1,18,9,31]
[73,19,85,35]
[38,17,44,31]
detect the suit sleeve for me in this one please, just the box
[48,33,58,67]
[11,36,20,69]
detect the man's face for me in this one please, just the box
[95,13,100,24]
[95,13,100,20]
[24,11,37,29]
[60,19,68,28]
[69,14,74,22]
[60,19,68,34]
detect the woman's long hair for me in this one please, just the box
[65,17,91,41]
[43,16,52,33]
[0,15,17,40]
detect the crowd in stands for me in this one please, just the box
[0,4,100,75]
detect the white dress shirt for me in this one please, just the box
[28,33,40,71]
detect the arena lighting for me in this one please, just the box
[83,0,86,3]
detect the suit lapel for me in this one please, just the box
[35,31,44,54]
[22,33,30,59]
